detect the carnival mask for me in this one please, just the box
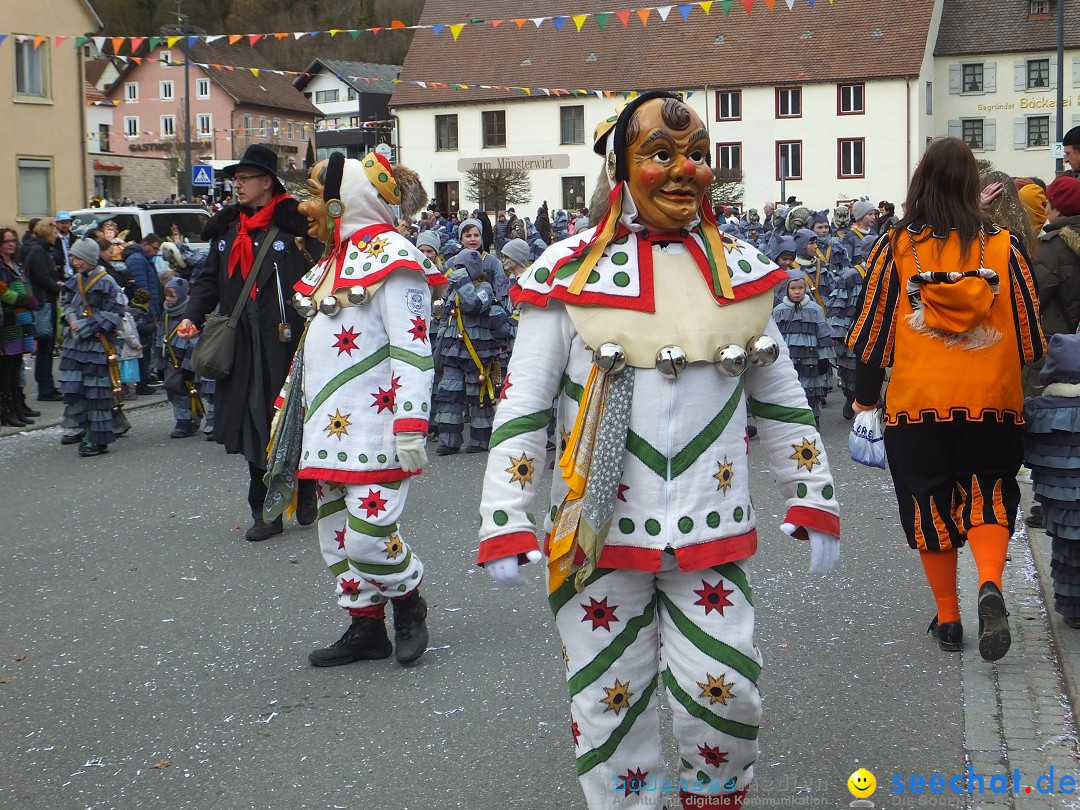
[299,159,330,244]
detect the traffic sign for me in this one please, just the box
[192,165,213,187]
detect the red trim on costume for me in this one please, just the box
[347,604,386,618]
[679,787,748,808]
[393,418,429,434]
[675,531,758,571]
[477,531,540,565]
[273,394,284,409]
[784,506,841,539]
[597,543,664,572]
[298,466,416,484]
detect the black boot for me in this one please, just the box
[169,420,198,438]
[245,516,283,542]
[17,391,41,418]
[295,484,318,526]
[0,394,27,427]
[392,590,429,665]
[77,437,108,457]
[927,616,963,651]
[308,616,392,666]
[977,582,1011,661]
[842,397,855,420]
[10,393,35,424]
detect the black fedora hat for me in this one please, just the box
[224,144,286,193]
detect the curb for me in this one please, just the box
[0,390,169,438]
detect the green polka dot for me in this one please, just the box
[318,449,328,460]
[707,511,721,529]
[588,270,600,284]
[397,583,407,591]
[613,271,631,287]
[610,251,629,266]
[822,484,834,500]
[678,516,694,534]
[393,187,400,197]
[423,259,433,268]
[398,249,409,257]
[411,570,419,579]
[337,451,347,462]
[738,259,753,273]
[363,262,372,271]
[757,253,770,264]
[534,267,550,283]
[378,172,389,182]
[370,594,381,602]
[644,518,661,536]
[365,159,374,167]
[377,454,388,463]
[421,402,428,412]
[526,512,536,525]
[359,454,368,462]
[344,268,354,275]
[350,251,359,260]
[796,482,808,498]
[403,401,413,412]
[613,234,629,245]
[493,509,508,526]
[618,517,635,534]
[303,450,309,459]
[733,507,744,522]
[380,254,389,263]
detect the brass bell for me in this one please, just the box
[319,296,340,317]
[746,335,780,367]
[431,297,445,318]
[477,373,487,384]
[715,344,749,377]
[108,354,117,361]
[347,285,369,306]
[293,295,316,318]
[656,345,688,378]
[594,342,627,374]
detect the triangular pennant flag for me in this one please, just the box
[292,31,306,40]
[54,35,67,47]
[491,20,504,27]
[719,0,733,12]
[74,36,87,47]
[785,0,795,7]
[450,23,465,40]
[763,0,775,9]
[329,28,342,36]
[350,30,362,39]
[573,14,588,30]
[247,34,262,44]
[371,27,382,35]
[552,16,567,31]
[432,24,444,35]
[110,37,124,54]
[416,81,427,88]
[273,32,288,39]
[186,36,198,47]
[637,8,652,25]
[596,12,610,28]
[130,36,145,51]
[741,0,754,12]
[531,17,545,27]
[514,18,527,27]
[228,34,243,44]
[92,36,106,51]
[391,19,407,28]
[206,35,223,43]
[616,9,632,25]
[249,68,260,76]
[657,6,673,21]
[700,1,713,12]
[523,87,532,95]
[167,35,181,47]
[131,56,142,64]
[678,4,694,19]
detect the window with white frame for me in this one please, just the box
[1027,115,1050,147]
[776,87,802,118]
[273,118,282,137]
[161,115,175,137]
[838,83,865,115]
[124,116,139,137]
[715,143,742,172]
[287,120,295,141]
[962,63,984,93]
[715,90,741,121]
[196,78,210,99]
[560,106,585,144]
[1028,58,1051,89]
[160,80,174,101]
[347,87,357,101]
[125,82,138,102]
[962,119,985,150]
[196,114,212,138]
[1031,0,1050,15]
[315,88,339,104]
[160,50,172,66]
[776,141,802,179]
[838,138,865,178]
[15,38,48,98]
[242,114,252,132]
[17,158,52,218]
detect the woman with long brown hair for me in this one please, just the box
[849,136,1045,661]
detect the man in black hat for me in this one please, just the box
[178,144,321,541]
[1063,125,1080,174]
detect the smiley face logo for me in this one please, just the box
[848,768,876,798]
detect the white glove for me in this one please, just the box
[486,550,543,587]
[395,432,428,473]
[781,522,840,575]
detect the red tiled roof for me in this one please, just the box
[935,0,1080,56]
[391,0,937,107]
[187,40,321,116]
[84,80,109,104]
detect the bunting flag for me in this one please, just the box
[0,0,836,51]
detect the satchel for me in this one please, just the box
[32,301,53,339]
[191,226,280,380]
[848,407,887,469]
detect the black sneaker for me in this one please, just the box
[245,517,283,542]
[169,420,198,438]
[977,582,1011,661]
[435,444,459,456]
[842,399,855,420]
[308,617,392,666]
[927,616,963,651]
[37,391,62,402]
[61,431,85,445]
[135,384,154,396]
[392,591,429,665]
[77,438,108,457]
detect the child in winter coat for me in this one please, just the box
[773,274,834,422]
[161,277,202,438]
[117,295,142,400]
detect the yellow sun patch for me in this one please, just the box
[600,678,634,715]
[383,534,404,559]
[790,437,821,472]
[506,452,536,489]
[698,672,736,706]
[366,236,390,258]
[324,409,352,440]
[713,458,734,493]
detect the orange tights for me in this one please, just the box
[919,524,1010,622]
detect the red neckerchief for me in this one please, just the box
[228,192,289,299]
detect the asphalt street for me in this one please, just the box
[0,395,1048,810]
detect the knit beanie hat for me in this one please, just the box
[1047,176,1080,217]
[851,198,876,222]
[1064,126,1080,148]
[501,238,530,268]
[69,237,100,266]
[165,277,189,304]
[415,230,441,252]
[1017,183,1048,230]
[459,218,483,238]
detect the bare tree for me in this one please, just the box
[463,167,532,212]
[707,168,745,209]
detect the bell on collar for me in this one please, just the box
[293,295,316,318]
[347,286,369,306]
[746,335,780,367]
[656,345,688,378]
[715,344,749,377]
[319,296,341,317]
[431,297,446,319]
[594,342,627,374]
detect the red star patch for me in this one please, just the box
[390,374,402,392]
[581,596,620,631]
[315,482,324,499]
[694,580,735,616]
[363,576,389,592]
[617,483,629,502]
[371,385,396,413]
[698,743,729,768]
[340,577,361,595]
[499,373,513,400]
[571,718,581,747]
[617,768,650,797]
[361,488,388,518]
[332,326,360,356]
[334,525,347,550]
[408,315,428,343]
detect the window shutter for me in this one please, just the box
[1072,114,1080,128]
[1073,57,1080,88]
[1051,57,1059,90]
[1051,112,1059,139]
[1014,118,1027,148]
[983,118,996,151]
[984,62,997,93]
[949,64,961,94]
[948,119,962,138]
[1015,60,1026,91]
